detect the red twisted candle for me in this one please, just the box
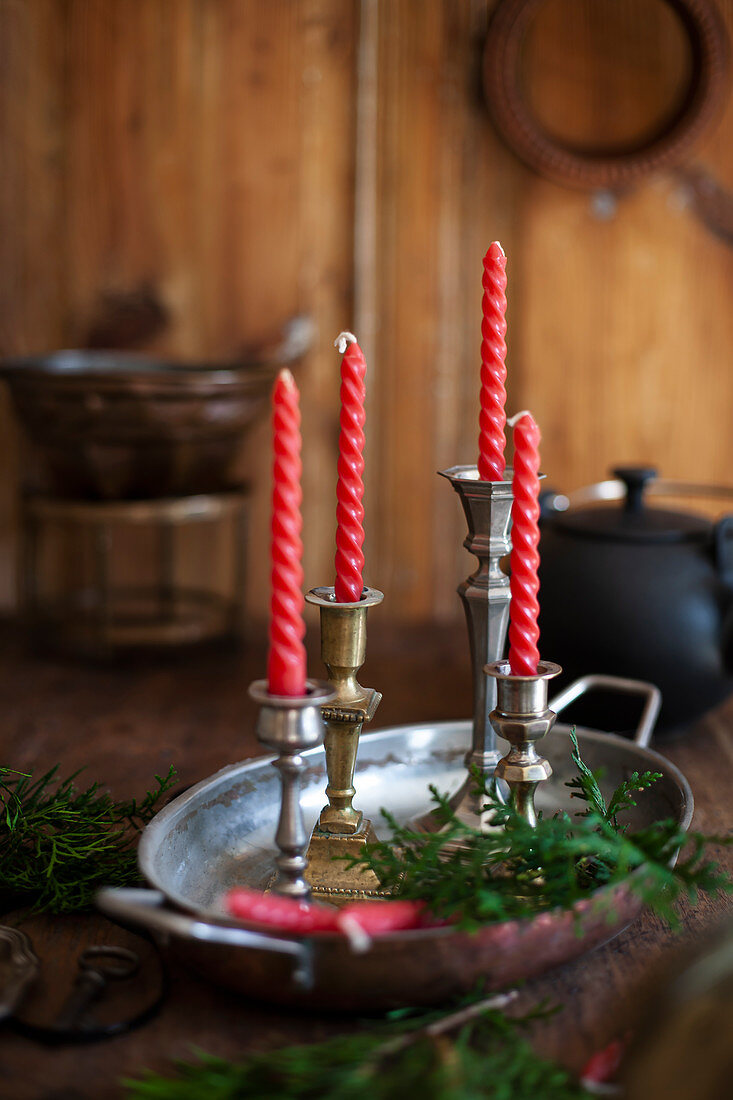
[477,242,508,482]
[508,411,541,676]
[333,331,366,603]
[267,369,307,696]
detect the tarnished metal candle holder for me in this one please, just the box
[418,466,513,833]
[249,679,335,900]
[303,586,385,902]
[484,660,562,826]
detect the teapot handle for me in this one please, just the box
[550,675,661,747]
[714,515,733,587]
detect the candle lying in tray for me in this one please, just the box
[267,369,307,696]
[478,241,508,482]
[508,410,541,676]
[333,331,367,604]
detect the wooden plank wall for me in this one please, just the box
[1,0,732,627]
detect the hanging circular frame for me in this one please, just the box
[483,0,729,189]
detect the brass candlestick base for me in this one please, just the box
[305,822,386,902]
[304,586,386,903]
[484,660,562,826]
[249,679,335,900]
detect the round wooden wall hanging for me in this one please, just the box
[483,0,729,189]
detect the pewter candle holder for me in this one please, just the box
[484,659,562,826]
[417,466,513,833]
[303,586,386,903]
[249,679,335,900]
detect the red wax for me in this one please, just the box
[267,369,307,696]
[225,887,436,937]
[477,242,508,482]
[508,412,541,676]
[580,1039,627,1086]
[227,888,337,934]
[334,332,366,603]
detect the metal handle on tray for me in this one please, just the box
[96,888,314,989]
[549,674,661,747]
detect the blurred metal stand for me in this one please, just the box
[20,491,248,658]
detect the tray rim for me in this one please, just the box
[137,722,694,944]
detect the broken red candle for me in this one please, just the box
[227,888,337,934]
[333,331,366,603]
[508,411,541,676]
[267,369,307,697]
[580,1038,628,1087]
[477,242,508,482]
[225,886,433,939]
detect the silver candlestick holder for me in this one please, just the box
[417,466,513,833]
[485,659,562,826]
[249,679,335,900]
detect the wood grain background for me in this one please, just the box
[1,0,732,626]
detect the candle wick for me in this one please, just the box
[334,331,358,354]
[508,410,532,427]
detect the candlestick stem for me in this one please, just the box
[304,586,386,902]
[417,467,513,833]
[249,680,335,900]
[484,660,562,826]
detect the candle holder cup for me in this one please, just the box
[304,586,386,903]
[484,660,562,826]
[249,679,335,900]
[416,466,513,834]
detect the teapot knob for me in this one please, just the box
[612,466,658,514]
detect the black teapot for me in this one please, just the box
[538,467,733,736]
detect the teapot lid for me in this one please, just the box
[552,467,712,543]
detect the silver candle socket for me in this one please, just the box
[249,679,335,900]
[417,466,513,833]
[484,660,562,826]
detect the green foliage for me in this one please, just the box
[0,764,177,913]
[117,735,728,1098]
[349,735,731,930]
[566,728,662,829]
[125,998,588,1100]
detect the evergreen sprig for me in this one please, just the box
[349,734,731,930]
[121,737,729,1098]
[0,763,177,913]
[125,996,587,1100]
[565,729,662,829]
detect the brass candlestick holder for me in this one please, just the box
[417,467,513,833]
[484,659,562,826]
[249,679,335,899]
[303,586,385,903]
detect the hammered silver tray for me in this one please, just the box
[98,676,693,1010]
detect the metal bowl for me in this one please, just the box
[0,318,311,499]
[1,351,273,500]
[99,718,692,1010]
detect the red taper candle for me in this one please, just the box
[267,369,307,696]
[508,411,541,676]
[333,331,366,603]
[477,242,508,482]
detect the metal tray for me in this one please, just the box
[99,678,692,1010]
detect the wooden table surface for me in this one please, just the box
[0,620,731,1099]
